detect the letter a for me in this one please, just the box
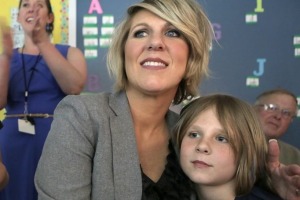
[88,0,103,14]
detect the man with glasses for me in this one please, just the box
[254,88,300,165]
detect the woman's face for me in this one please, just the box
[124,9,189,97]
[18,0,52,33]
[180,108,237,192]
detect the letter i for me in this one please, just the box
[254,0,264,13]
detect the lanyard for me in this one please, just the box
[21,46,41,115]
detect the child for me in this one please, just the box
[172,94,282,200]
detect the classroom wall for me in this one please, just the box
[72,0,300,148]
[1,0,299,148]
[198,0,300,148]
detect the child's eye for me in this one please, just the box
[133,30,148,38]
[188,132,200,138]
[216,135,229,143]
[165,29,181,37]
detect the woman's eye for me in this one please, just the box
[22,3,29,7]
[166,29,181,37]
[134,30,147,38]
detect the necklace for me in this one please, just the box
[21,46,41,122]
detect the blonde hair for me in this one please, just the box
[107,0,213,104]
[173,94,274,195]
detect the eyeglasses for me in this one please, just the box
[256,104,296,119]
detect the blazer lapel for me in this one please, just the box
[109,92,142,200]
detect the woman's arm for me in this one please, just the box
[36,42,87,95]
[35,96,94,199]
[30,18,87,95]
[0,19,13,109]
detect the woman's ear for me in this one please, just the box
[47,13,54,24]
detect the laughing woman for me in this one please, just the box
[0,0,87,199]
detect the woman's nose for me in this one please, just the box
[27,3,38,13]
[147,34,165,51]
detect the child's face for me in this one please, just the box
[180,108,237,189]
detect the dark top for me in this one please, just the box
[191,185,282,200]
[235,185,282,200]
[141,141,193,200]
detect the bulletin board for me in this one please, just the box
[73,0,135,92]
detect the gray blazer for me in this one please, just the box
[35,91,179,200]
